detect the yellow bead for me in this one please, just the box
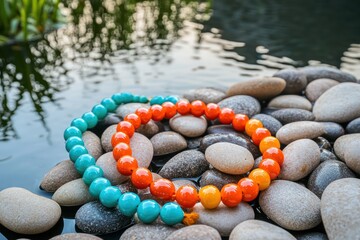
[199,185,221,209]
[259,136,280,153]
[249,168,271,191]
[245,119,263,137]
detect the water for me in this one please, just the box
[0,0,359,238]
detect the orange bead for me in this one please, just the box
[238,178,259,202]
[198,185,221,209]
[219,108,235,124]
[113,143,132,161]
[259,158,281,180]
[150,178,175,200]
[205,103,220,120]
[259,136,281,153]
[111,132,130,148]
[220,183,242,207]
[150,105,166,121]
[135,107,152,124]
[162,102,177,119]
[191,100,206,117]
[245,119,263,137]
[232,114,249,132]
[251,128,271,145]
[131,168,153,189]
[263,147,284,166]
[116,121,135,137]
[248,168,271,191]
[176,100,191,115]
[116,156,138,176]
[176,185,198,208]
[124,113,141,129]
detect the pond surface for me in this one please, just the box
[0,0,360,239]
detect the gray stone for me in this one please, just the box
[82,131,103,160]
[346,117,360,133]
[173,179,197,191]
[117,180,138,193]
[116,103,149,118]
[320,149,338,162]
[294,232,328,240]
[300,66,357,83]
[252,114,283,135]
[314,137,332,151]
[101,124,117,152]
[169,115,207,137]
[96,152,128,185]
[268,95,312,111]
[151,131,187,156]
[199,169,244,190]
[305,78,339,102]
[218,95,261,117]
[259,180,321,230]
[276,121,325,145]
[120,223,176,240]
[334,134,360,174]
[50,233,102,240]
[166,224,221,240]
[270,108,315,124]
[52,179,94,206]
[187,137,202,149]
[207,125,241,135]
[137,120,163,138]
[273,68,307,94]
[320,122,345,141]
[183,88,226,104]
[130,132,154,167]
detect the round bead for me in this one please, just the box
[150,96,165,106]
[83,165,104,185]
[101,98,117,112]
[248,168,271,191]
[259,136,281,153]
[133,95,140,102]
[205,103,220,120]
[124,113,141,129]
[65,136,84,152]
[176,100,191,115]
[82,112,98,129]
[245,119,263,137]
[113,143,132,161]
[252,128,271,146]
[131,168,153,189]
[137,199,161,224]
[164,96,179,104]
[89,177,111,198]
[162,102,177,119]
[220,183,242,207]
[190,100,206,117]
[232,114,249,132]
[259,158,281,180]
[150,179,175,200]
[139,96,149,103]
[160,202,184,225]
[92,104,108,120]
[135,108,152,124]
[63,126,82,140]
[263,147,284,166]
[74,154,96,174]
[116,121,135,137]
[71,118,88,133]
[238,178,259,202]
[117,156,138,176]
[175,185,198,208]
[118,192,141,217]
[99,186,122,208]
[111,132,130,148]
[219,108,235,124]
[199,185,221,209]
[150,105,166,121]
[112,92,133,104]
[69,145,88,162]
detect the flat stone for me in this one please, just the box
[259,180,321,231]
[305,78,339,102]
[101,125,117,152]
[294,232,329,240]
[52,179,94,206]
[334,134,360,174]
[276,121,325,145]
[206,125,241,135]
[130,133,154,168]
[273,68,307,94]
[120,223,176,240]
[137,120,163,138]
[320,122,345,141]
[320,149,338,162]
[346,117,360,133]
[268,95,312,111]
[116,103,149,118]
[169,115,207,137]
[151,131,187,156]
[270,108,315,124]
[166,224,221,240]
[0,187,61,234]
[313,83,360,123]
[300,66,357,83]
[183,88,226,104]
[199,169,244,190]
[218,95,261,117]
[252,114,283,135]
[50,233,102,240]
[279,139,320,181]
[96,152,128,185]
[40,160,81,193]
[321,178,360,239]
[205,142,254,175]
[229,220,296,240]
[82,131,103,160]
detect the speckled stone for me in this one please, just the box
[273,68,307,94]
[187,137,202,149]
[205,142,254,175]
[117,180,138,193]
[334,134,360,174]
[75,201,131,235]
[320,122,345,141]
[268,95,312,111]
[169,115,207,137]
[300,66,357,83]
[116,103,149,118]
[270,108,315,124]
[279,139,320,181]
[120,223,176,240]
[101,124,117,152]
[52,179,94,206]
[252,114,283,135]
[40,160,81,193]
[166,224,221,240]
[0,188,61,234]
[159,150,208,179]
[151,131,187,156]
[137,120,163,138]
[276,121,325,145]
[199,169,244,190]
[307,160,355,198]
[217,95,261,117]
[82,131,103,160]
[294,232,329,240]
[50,233,102,240]
[193,202,255,236]
[346,117,360,133]
[96,152,128,185]
[320,149,338,162]
[173,179,197,191]
[229,220,296,240]
[183,88,226,104]
[321,178,360,239]
[305,78,339,102]
[259,180,321,231]
[207,125,241,135]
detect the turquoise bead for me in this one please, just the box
[101,98,117,112]
[71,118,88,133]
[63,126,82,140]
[133,95,140,102]
[112,92,133,104]
[164,96,179,104]
[75,154,96,174]
[83,165,103,185]
[160,202,184,225]
[89,177,111,198]
[99,186,122,208]
[92,104,108,120]
[82,112,98,129]
[118,192,140,217]
[69,145,88,162]
[137,200,161,224]
[139,96,149,103]
[150,96,165,106]
[65,136,84,152]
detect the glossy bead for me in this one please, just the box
[101,98,117,112]
[92,104,107,120]
[238,178,259,202]
[64,126,82,140]
[160,202,184,225]
[116,121,135,137]
[133,95,140,102]
[71,118,88,133]
[259,158,281,180]
[139,95,149,103]
[83,165,104,185]
[220,183,242,207]
[137,200,161,224]
[117,156,138,176]
[135,108,152,124]
[82,112,98,129]
[150,96,165,106]
[74,154,96,174]
[219,108,235,124]
[232,114,249,132]
[191,100,206,117]
[131,168,153,189]
[245,119,263,137]
[263,147,284,166]
[89,177,111,198]
[259,136,281,153]
[252,128,271,145]
[205,103,220,120]
[99,186,122,208]
[176,100,191,115]
[150,179,175,200]
[69,145,88,162]
[164,96,179,104]
[118,192,141,217]
[113,143,132,161]
[124,113,141,129]
[175,185,198,208]
[150,105,166,121]
[162,102,177,119]
[65,136,84,152]
[112,92,133,104]
[248,168,271,191]
[199,185,221,209]
[111,132,130,148]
